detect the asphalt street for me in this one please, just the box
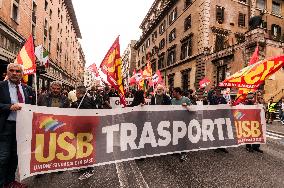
[24,122,284,188]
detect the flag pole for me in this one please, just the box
[34,73,38,105]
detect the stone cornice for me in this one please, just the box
[64,0,82,38]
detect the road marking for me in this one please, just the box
[115,160,149,188]
[266,131,284,140]
[266,134,282,140]
[267,132,284,138]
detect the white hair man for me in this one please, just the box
[0,63,34,188]
[150,84,171,105]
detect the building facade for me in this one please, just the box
[121,40,137,88]
[0,0,85,89]
[84,68,96,88]
[135,0,284,101]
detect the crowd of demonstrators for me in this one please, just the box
[2,65,282,185]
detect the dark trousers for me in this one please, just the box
[0,121,17,187]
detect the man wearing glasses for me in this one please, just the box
[0,63,34,188]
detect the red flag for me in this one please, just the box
[88,63,99,77]
[248,46,259,66]
[219,55,284,89]
[99,37,126,107]
[199,77,211,88]
[14,35,36,75]
[129,69,137,86]
[151,70,163,85]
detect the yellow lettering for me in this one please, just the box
[76,133,94,159]
[235,121,242,139]
[242,121,251,137]
[56,132,76,161]
[250,121,261,137]
[244,64,264,84]
[35,133,56,163]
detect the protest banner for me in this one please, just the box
[16,104,266,180]
[109,97,151,108]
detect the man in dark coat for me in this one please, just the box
[151,84,171,105]
[37,81,70,108]
[71,86,96,109]
[0,63,34,188]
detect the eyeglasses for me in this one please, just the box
[8,69,22,73]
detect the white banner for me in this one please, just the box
[110,97,151,108]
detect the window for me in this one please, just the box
[181,69,190,92]
[216,6,225,24]
[184,15,191,31]
[257,0,265,10]
[159,20,166,34]
[217,65,227,84]
[159,38,165,50]
[169,29,176,43]
[168,74,175,90]
[142,45,145,52]
[167,48,176,66]
[12,1,19,22]
[146,38,150,48]
[49,9,52,19]
[185,0,192,8]
[48,27,52,51]
[32,2,37,24]
[272,0,281,15]
[58,8,60,17]
[152,31,157,42]
[180,37,192,60]
[271,24,281,39]
[238,13,246,27]
[158,55,165,69]
[215,34,225,52]
[45,0,48,11]
[151,61,156,72]
[32,24,36,39]
[169,7,177,24]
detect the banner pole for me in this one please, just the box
[34,73,38,105]
[77,90,88,109]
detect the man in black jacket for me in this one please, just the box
[151,84,171,105]
[0,63,34,188]
[71,86,96,109]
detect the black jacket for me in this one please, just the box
[150,94,171,105]
[71,96,97,109]
[0,80,34,132]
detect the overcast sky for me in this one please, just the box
[72,0,153,68]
